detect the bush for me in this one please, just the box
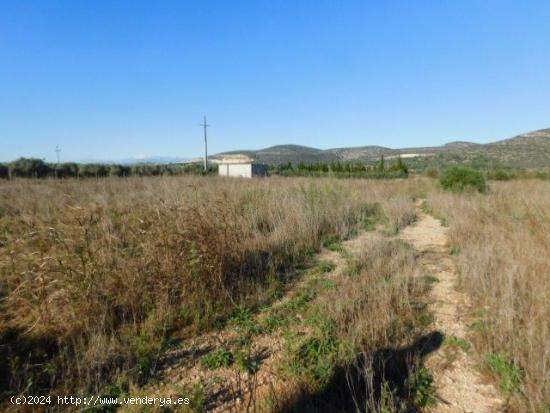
[486,169,515,181]
[425,168,439,179]
[439,167,486,193]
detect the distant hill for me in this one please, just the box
[210,128,550,169]
[219,145,336,164]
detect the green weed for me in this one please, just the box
[315,259,336,274]
[235,350,261,374]
[420,200,432,214]
[444,335,471,352]
[229,306,263,336]
[262,311,291,332]
[200,349,234,370]
[361,202,386,231]
[322,236,344,252]
[485,352,522,396]
[409,367,436,408]
[449,245,461,255]
[419,274,439,285]
[188,383,206,412]
[286,289,316,311]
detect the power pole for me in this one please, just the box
[200,116,210,172]
[55,146,61,178]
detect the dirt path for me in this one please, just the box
[138,204,503,413]
[142,230,382,412]
[400,204,503,413]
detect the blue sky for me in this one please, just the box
[1,0,549,162]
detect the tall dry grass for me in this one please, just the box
[427,180,550,412]
[275,237,432,413]
[0,176,422,401]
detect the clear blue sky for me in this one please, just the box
[1,0,549,162]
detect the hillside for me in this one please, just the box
[212,128,550,169]
[220,144,336,164]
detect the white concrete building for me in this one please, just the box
[217,155,268,178]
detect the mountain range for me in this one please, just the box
[211,128,550,169]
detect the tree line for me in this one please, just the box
[0,158,215,179]
[271,156,409,178]
[0,156,409,179]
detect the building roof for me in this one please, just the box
[216,154,254,164]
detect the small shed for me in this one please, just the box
[217,155,268,178]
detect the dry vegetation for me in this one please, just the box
[0,176,428,407]
[427,180,550,412]
[274,237,432,412]
[4,175,547,412]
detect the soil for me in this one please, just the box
[400,204,503,413]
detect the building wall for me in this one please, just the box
[218,164,229,176]
[219,163,252,178]
[229,164,252,178]
[218,163,268,178]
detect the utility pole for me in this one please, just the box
[55,146,61,178]
[200,116,210,172]
[55,146,61,165]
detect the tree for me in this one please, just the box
[0,163,8,179]
[109,164,130,177]
[396,156,408,175]
[56,162,79,178]
[378,155,385,172]
[8,158,51,178]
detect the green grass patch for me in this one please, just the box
[444,335,471,352]
[187,383,206,412]
[228,306,263,336]
[362,203,387,231]
[420,200,432,214]
[281,312,340,388]
[470,317,491,335]
[314,259,336,274]
[485,352,522,396]
[318,278,337,291]
[419,274,439,285]
[449,245,461,255]
[201,349,234,370]
[322,236,344,253]
[408,367,436,408]
[262,310,292,332]
[285,289,316,311]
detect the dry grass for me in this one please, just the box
[273,237,432,413]
[427,180,550,412]
[0,176,423,402]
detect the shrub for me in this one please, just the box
[201,349,235,370]
[425,168,439,179]
[486,169,515,181]
[439,167,487,193]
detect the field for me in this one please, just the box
[0,176,549,412]
[427,181,550,412]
